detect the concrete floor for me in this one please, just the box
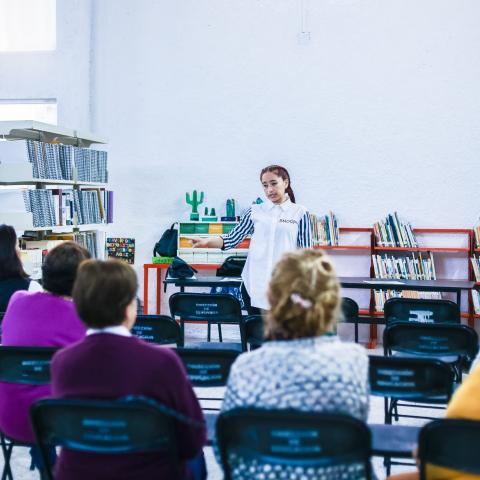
[0,323,444,479]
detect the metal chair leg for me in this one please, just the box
[218,323,223,342]
[207,322,211,342]
[0,434,14,480]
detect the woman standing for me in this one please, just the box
[191,165,312,312]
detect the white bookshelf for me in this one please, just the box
[0,121,110,259]
[0,121,107,147]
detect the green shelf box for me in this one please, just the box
[223,224,236,234]
[179,223,196,234]
[195,223,209,234]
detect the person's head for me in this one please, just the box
[266,249,340,340]
[42,241,91,296]
[73,259,138,329]
[260,165,295,204]
[0,224,28,280]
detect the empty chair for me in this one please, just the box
[176,348,240,388]
[30,396,203,480]
[369,355,454,423]
[341,297,360,343]
[384,298,460,325]
[418,419,480,479]
[131,314,184,347]
[0,346,58,480]
[383,322,479,380]
[240,315,263,351]
[169,292,243,350]
[216,409,372,480]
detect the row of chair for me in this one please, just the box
[23,397,480,480]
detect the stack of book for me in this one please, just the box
[74,231,99,258]
[0,139,107,182]
[74,147,108,183]
[21,188,113,227]
[309,212,339,246]
[373,212,417,247]
[470,255,480,314]
[474,224,480,248]
[372,252,441,310]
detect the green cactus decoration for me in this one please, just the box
[186,190,204,220]
[204,207,209,215]
[226,199,235,218]
[210,208,216,216]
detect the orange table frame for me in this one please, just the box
[143,263,220,315]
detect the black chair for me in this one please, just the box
[30,396,200,480]
[418,419,480,479]
[131,314,184,347]
[240,315,263,351]
[0,346,58,480]
[383,322,479,381]
[384,298,460,325]
[216,409,372,480]
[175,348,239,388]
[369,355,454,423]
[169,293,243,350]
[176,348,240,411]
[341,298,360,343]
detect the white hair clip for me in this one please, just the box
[290,293,312,309]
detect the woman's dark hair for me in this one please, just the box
[73,260,138,328]
[42,241,91,296]
[0,224,28,280]
[260,165,296,203]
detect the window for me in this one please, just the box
[0,100,57,124]
[0,0,56,52]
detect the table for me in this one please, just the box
[204,412,419,457]
[162,275,474,307]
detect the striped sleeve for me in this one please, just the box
[221,208,254,250]
[297,211,312,248]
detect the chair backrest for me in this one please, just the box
[240,315,264,351]
[418,419,480,479]
[169,293,242,323]
[216,409,371,480]
[0,346,58,385]
[175,348,240,387]
[383,323,479,362]
[30,396,196,480]
[341,298,359,322]
[369,355,453,403]
[132,315,184,347]
[384,298,460,325]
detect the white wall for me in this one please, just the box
[0,0,92,129]
[90,0,480,318]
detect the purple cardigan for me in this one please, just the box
[51,333,206,480]
[0,291,86,442]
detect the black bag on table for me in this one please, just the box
[167,257,198,279]
[153,224,178,257]
[216,256,247,277]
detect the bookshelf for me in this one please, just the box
[0,121,111,270]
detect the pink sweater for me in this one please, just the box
[0,291,86,442]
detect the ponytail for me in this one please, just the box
[260,165,296,204]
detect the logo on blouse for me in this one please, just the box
[279,219,298,224]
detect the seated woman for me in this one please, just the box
[51,259,206,480]
[219,248,370,479]
[0,224,42,312]
[0,241,90,473]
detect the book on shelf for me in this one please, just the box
[371,251,441,310]
[9,188,114,227]
[471,255,480,282]
[472,290,480,315]
[373,212,418,247]
[309,211,339,246]
[474,224,480,249]
[0,139,107,183]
